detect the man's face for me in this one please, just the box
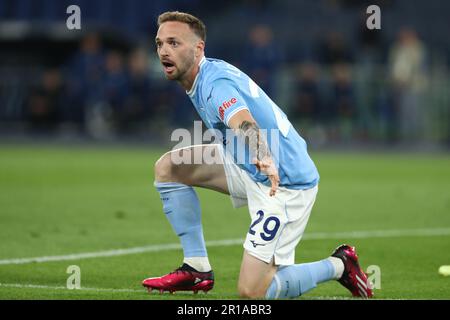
[155,21,198,81]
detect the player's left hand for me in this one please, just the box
[253,157,280,197]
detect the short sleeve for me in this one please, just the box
[205,79,250,127]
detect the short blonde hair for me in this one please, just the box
[157,11,206,42]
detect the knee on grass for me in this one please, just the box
[238,284,267,299]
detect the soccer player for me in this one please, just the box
[142,11,373,299]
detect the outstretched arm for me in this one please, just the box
[228,109,279,196]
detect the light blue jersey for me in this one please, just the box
[187,57,319,190]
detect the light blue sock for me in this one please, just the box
[266,259,335,299]
[156,182,207,257]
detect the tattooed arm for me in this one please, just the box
[228,110,280,196]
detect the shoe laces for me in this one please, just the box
[170,264,195,275]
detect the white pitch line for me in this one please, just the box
[0,283,408,300]
[0,238,242,266]
[0,227,449,266]
[0,282,234,297]
[0,283,142,293]
[301,228,450,240]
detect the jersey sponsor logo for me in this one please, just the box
[218,97,237,120]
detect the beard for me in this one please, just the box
[165,51,196,82]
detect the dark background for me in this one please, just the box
[0,0,448,149]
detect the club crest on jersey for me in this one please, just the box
[218,97,237,120]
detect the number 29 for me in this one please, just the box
[248,210,281,241]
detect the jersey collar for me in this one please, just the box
[186,56,206,97]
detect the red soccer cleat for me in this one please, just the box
[142,263,214,294]
[331,244,373,298]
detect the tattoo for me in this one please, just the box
[237,121,271,161]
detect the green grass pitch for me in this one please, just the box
[0,144,449,300]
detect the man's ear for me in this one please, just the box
[195,40,205,57]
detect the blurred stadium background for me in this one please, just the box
[0,0,449,300]
[0,0,449,148]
